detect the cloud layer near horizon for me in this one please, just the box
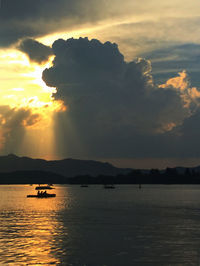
[41,37,200,159]
[0,105,41,154]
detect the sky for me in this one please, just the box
[1,0,200,169]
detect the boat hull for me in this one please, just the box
[35,186,54,190]
[104,185,115,189]
[27,194,56,198]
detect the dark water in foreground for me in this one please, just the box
[1,185,200,265]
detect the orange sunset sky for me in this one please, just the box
[1,0,200,168]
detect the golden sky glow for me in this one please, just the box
[0,49,65,125]
[38,16,155,46]
[1,50,52,106]
[0,47,66,159]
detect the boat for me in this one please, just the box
[104,184,115,189]
[27,193,56,198]
[27,184,56,198]
[35,185,55,190]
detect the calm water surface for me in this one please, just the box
[1,185,200,265]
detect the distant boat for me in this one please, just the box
[35,185,54,190]
[104,184,115,189]
[80,184,89,187]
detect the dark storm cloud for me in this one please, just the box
[0,0,114,47]
[18,38,53,63]
[42,37,199,159]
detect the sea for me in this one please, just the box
[0,184,200,265]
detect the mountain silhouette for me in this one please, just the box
[0,154,130,177]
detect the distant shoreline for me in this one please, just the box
[0,154,199,185]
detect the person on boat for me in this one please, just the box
[44,191,47,195]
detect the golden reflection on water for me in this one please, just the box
[0,185,69,265]
[2,185,200,265]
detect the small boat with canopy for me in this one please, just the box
[27,184,56,198]
[35,184,55,190]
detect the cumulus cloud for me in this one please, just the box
[0,105,41,153]
[159,71,200,110]
[140,43,200,86]
[42,37,200,158]
[18,38,53,63]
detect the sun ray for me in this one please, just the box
[0,48,66,157]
